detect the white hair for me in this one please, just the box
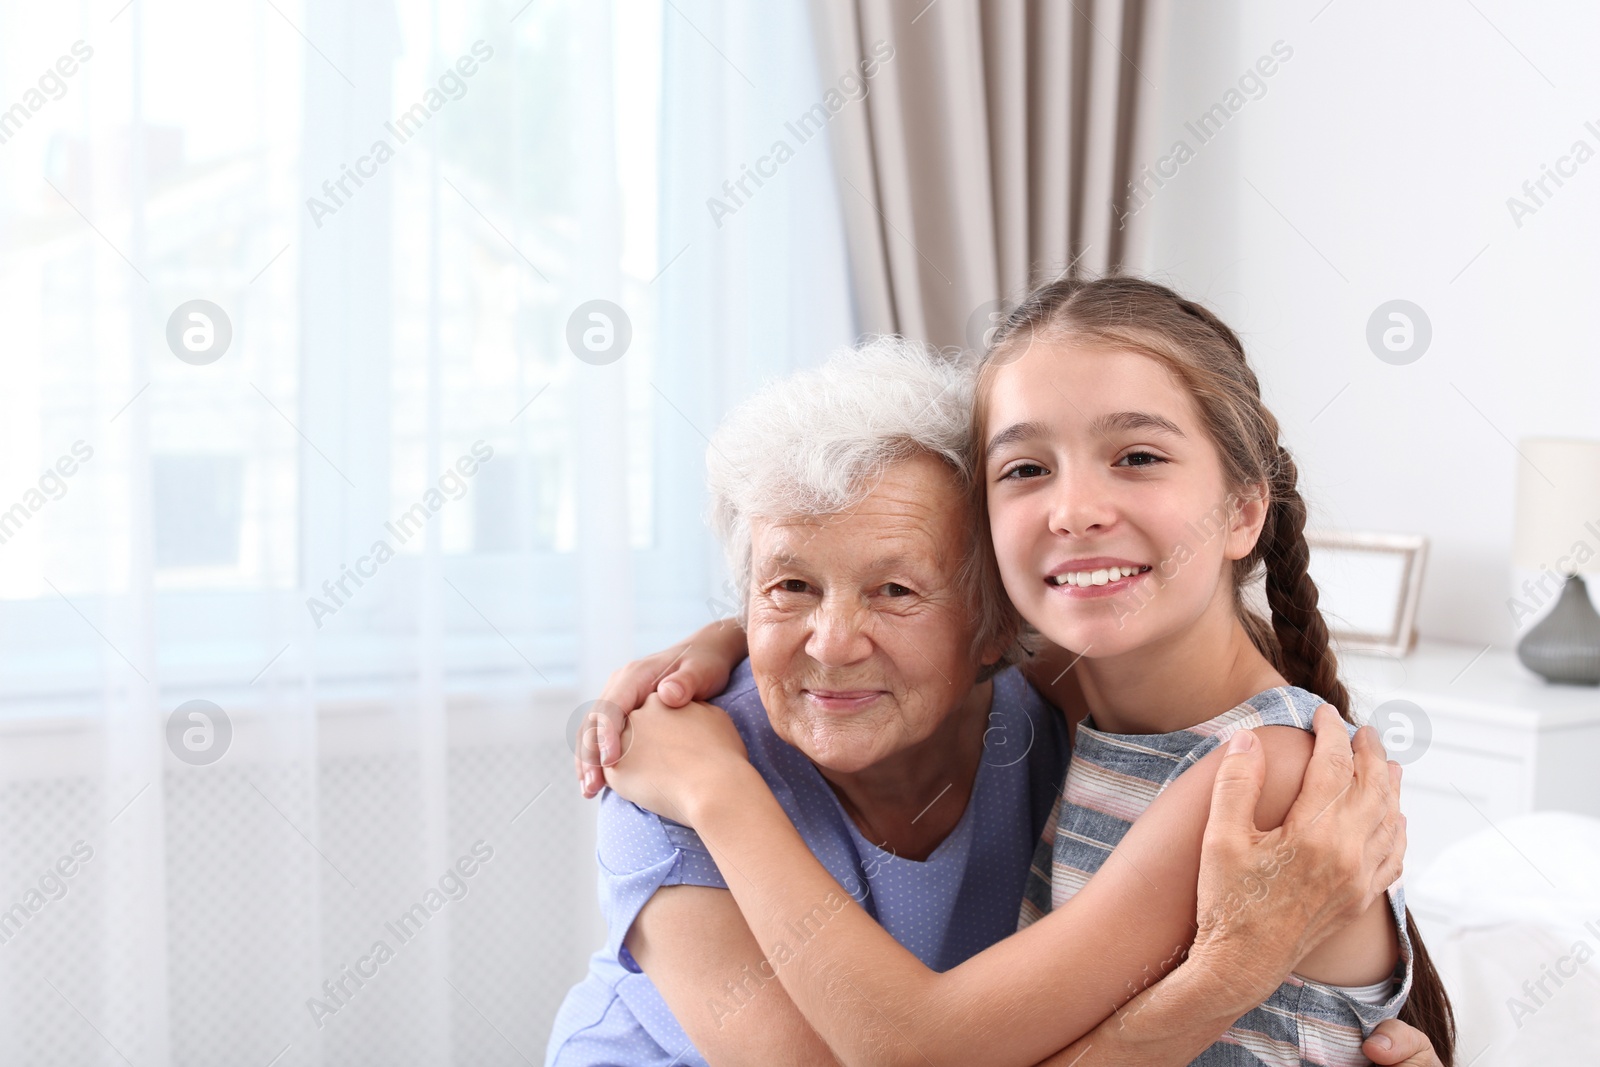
[706,336,1017,668]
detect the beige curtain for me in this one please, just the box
[810,0,1151,350]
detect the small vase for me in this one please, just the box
[1517,574,1600,685]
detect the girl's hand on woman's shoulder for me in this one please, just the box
[576,619,748,798]
[601,696,752,824]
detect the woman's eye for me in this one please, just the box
[778,579,810,594]
[1001,462,1048,480]
[1117,451,1166,468]
[880,583,912,597]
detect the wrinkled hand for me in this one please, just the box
[1364,1018,1444,1066]
[601,695,750,825]
[1189,705,1404,1000]
[574,620,745,797]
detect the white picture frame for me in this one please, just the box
[1305,530,1429,656]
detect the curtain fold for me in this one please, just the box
[810,0,1152,349]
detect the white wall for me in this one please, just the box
[1137,0,1600,648]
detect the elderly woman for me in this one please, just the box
[546,340,1437,1067]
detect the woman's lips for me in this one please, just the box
[804,689,885,713]
[1044,568,1150,599]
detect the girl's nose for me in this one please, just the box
[1047,466,1118,537]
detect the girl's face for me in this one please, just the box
[983,340,1267,659]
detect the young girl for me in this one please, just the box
[600,276,1455,1065]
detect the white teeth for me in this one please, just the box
[1051,566,1148,586]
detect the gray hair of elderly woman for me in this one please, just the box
[705,336,1019,672]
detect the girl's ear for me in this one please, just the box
[1224,481,1270,561]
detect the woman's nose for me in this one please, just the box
[805,596,873,667]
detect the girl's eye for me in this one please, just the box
[1117,451,1166,468]
[1001,462,1049,480]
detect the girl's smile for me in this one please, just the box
[1044,560,1154,598]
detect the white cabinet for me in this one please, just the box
[1339,641,1600,880]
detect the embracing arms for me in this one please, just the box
[582,625,1440,1066]
[605,692,1402,1067]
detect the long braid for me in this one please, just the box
[1257,447,1353,721]
[1250,371,1455,1062]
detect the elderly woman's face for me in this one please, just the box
[746,453,987,774]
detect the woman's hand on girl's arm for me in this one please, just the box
[575,618,749,797]
[1190,706,1404,991]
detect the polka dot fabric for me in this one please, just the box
[545,660,1068,1065]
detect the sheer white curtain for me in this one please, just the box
[0,0,852,1062]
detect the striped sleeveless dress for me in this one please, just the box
[1019,685,1413,1066]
